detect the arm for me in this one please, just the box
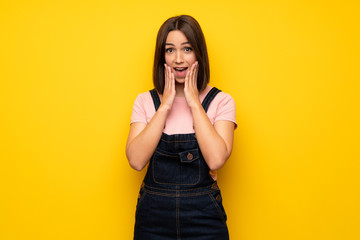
[126,108,169,171]
[184,62,235,171]
[191,106,234,171]
[126,64,176,171]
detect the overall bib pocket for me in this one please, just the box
[152,148,200,185]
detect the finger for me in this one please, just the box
[171,72,175,91]
[187,63,193,86]
[194,61,199,88]
[190,62,196,88]
[166,65,171,89]
[185,68,191,88]
[195,61,199,78]
[168,66,173,88]
[164,64,168,88]
[189,63,193,87]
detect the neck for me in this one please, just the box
[175,82,185,97]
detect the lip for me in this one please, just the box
[173,67,188,78]
[173,67,188,71]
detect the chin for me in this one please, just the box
[175,78,185,84]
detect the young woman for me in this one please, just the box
[126,15,237,240]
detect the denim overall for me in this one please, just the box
[134,87,229,240]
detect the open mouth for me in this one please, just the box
[172,67,189,78]
[174,67,188,72]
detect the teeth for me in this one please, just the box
[174,67,187,71]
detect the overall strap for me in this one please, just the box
[149,89,161,111]
[201,87,221,113]
[149,87,221,113]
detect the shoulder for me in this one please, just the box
[206,86,237,128]
[217,90,234,102]
[211,87,236,108]
[132,90,155,109]
[200,85,236,110]
[134,91,152,103]
[131,90,156,124]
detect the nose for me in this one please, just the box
[175,51,183,64]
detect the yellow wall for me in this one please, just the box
[1,0,359,239]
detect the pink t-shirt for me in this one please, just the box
[130,85,237,180]
[131,85,237,133]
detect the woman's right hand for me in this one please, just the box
[160,64,176,111]
[126,64,175,171]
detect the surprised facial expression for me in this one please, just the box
[165,30,197,83]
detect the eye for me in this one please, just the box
[184,47,192,52]
[165,48,174,53]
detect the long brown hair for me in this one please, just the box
[153,15,210,94]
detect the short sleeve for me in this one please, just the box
[214,93,237,129]
[130,94,147,124]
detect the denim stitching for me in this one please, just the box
[155,149,200,162]
[208,193,227,224]
[136,192,147,210]
[143,182,216,192]
[160,139,197,143]
[155,150,178,158]
[176,191,181,240]
[152,152,201,186]
[143,188,214,197]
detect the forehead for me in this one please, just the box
[165,30,189,44]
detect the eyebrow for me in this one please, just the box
[165,42,191,46]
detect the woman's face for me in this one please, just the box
[164,30,197,83]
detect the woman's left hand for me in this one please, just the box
[184,61,201,108]
[184,61,234,171]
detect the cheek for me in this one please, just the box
[165,55,172,65]
[187,53,197,64]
